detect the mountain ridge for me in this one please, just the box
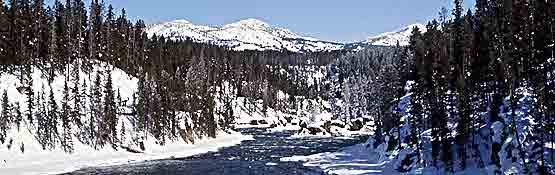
[146,18,423,52]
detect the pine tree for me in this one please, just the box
[47,83,58,150]
[408,26,425,166]
[7,0,21,65]
[71,65,82,127]
[136,73,146,134]
[0,0,9,63]
[452,0,470,170]
[60,77,73,152]
[103,68,117,148]
[88,0,102,65]
[103,4,114,64]
[90,71,102,148]
[73,0,88,73]
[53,0,69,71]
[24,65,34,124]
[120,121,125,146]
[0,89,10,144]
[35,86,47,148]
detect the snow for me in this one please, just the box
[281,142,397,175]
[267,125,301,133]
[366,23,426,46]
[265,162,278,166]
[146,18,344,52]
[0,129,252,175]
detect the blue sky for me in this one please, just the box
[45,0,475,42]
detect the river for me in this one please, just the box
[63,127,368,175]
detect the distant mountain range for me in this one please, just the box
[146,18,425,52]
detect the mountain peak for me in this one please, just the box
[366,23,426,46]
[224,18,271,30]
[170,19,192,24]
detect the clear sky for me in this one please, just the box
[45,0,475,43]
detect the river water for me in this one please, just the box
[64,128,368,175]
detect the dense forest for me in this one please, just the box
[0,0,349,152]
[366,0,555,173]
[0,0,553,174]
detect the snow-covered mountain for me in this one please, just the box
[366,23,426,46]
[147,19,425,51]
[146,18,344,52]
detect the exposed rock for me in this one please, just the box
[299,121,308,129]
[331,122,345,128]
[249,120,259,125]
[349,119,364,131]
[121,145,143,154]
[284,116,293,123]
[322,121,332,133]
[307,127,323,135]
[179,127,195,144]
[139,141,145,151]
[258,120,268,125]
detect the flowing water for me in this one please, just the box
[64,128,368,175]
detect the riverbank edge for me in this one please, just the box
[1,130,253,175]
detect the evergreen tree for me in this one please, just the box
[452,0,470,170]
[47,83,58,150]
[103,68,117,147]
[60,78,73,152]
[0,0,9,64]
[90,71,102,148]
[0,89,10,143]
[24,65,34,124]
[35,85,47,148]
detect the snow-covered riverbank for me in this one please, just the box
[0,130,252,175]
[280,139,397,175]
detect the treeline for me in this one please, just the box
[0,0,344,152]
[359,0,555,173]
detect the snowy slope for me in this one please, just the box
[366,23,426,46]
[0,64,253,175]
[146,18,344,52]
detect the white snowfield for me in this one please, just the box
[146,18,423,51]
